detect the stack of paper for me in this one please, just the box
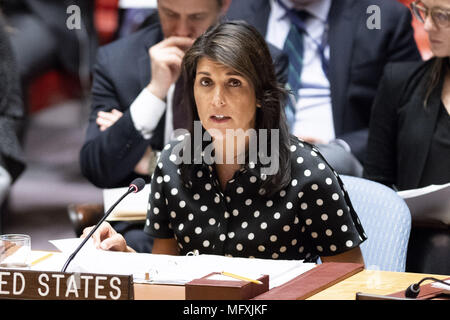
[397,183,450,225]
[103,184,151,221]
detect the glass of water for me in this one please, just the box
[0,234,31,269]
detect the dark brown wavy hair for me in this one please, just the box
[424,57,450,107]
[179,21,292,195]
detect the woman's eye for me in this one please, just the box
[200,78,211,86]
[229,79,242,87]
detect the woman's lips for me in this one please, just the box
[210,115,231,123]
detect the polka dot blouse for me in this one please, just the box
[144,135,367,260]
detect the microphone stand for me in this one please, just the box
[61,186,135,273]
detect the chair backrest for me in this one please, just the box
[340,175,411,272]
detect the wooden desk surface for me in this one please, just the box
[134,269,449,300]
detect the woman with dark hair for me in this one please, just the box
[364,0,450,274]
[84,21,366,264]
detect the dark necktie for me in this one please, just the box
[283,10,309,130]
[172,75,188,130]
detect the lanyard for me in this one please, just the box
[276,0,330,78]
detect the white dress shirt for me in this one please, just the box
[266,0,335,143]
[129,85,175,146]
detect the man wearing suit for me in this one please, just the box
[226,0,421,167]
[0,14,26,232]
[1,0,97,89]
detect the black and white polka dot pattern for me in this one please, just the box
[144,135,367,260]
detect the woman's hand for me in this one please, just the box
[81,222,135,253]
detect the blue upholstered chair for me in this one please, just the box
[340,175,411,272]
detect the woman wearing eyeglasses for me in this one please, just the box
[364,0,450,275]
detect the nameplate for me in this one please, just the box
[0,269,133,300]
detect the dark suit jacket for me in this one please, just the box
[226,0,421,162]
[0,17,26,181]
[363,59,445,191]
[80,21,288,188]
[2,0,97,74]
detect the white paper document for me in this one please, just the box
[397,183,450,225]
[49,238,315,289]
[103,184,151,221]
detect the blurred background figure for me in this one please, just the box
[364,0,450,275]
[0,11,26,233]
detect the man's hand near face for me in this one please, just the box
[146,36,195,100]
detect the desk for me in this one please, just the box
[133,270,449,300]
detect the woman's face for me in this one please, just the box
[194,57,257,141]
[420,0,450,57]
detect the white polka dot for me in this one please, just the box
[316,199,323,206]
[326,178,333,185]
[188,213,194,221]
[197,170,203,178]
[195,227,202,234]
[236,187,244,194]
[283,225,290,232]
[294,217,299,224]
[156,176,163,184]
[298,192,304,199]
[219,234,226,241]
[270,235,277,242]
[146,219,150,226]
[273,212,281,219]
[200,205,208,212]
[318,163,326,170]
[272,253,279,259]
[311,184,318,190]
[305,219,312,225]
[170,211,176,218]
[184,236,190,243]
[279,246,287,253]
[179,201,186,208]
[260,222,267,229]
[299,246,304,253]
[203,240,210,247]
[241,221,248,229]
[290,145,297,152]
[297,157,304,164]
[266,200,273,207]
[205,183,212,190]
[236,243,243,251]
[153,207,159,214]
[209,218,216,225]
[248,233,255,240]
[224,211,230,218]
[164,144,171,150]
[332,193,340,200]
[232,209,239,216]
[258,245,265,252]
[316,246,323,252]
[193,193,200,200]
[171,188,178,195]
[154,192,161,199]
[214,196,220,203]
[280,190,286,197]
[169,154,177,162]
[337,209,344,216]
[330,245,337,252]
[301,203,308,210]
[163,175,170,182]
[325,229,333,236]
[153,223,160,230]
[254,211,260,218]
[291,239,297,246]
[249,176,257,183]
[311,232,318,238]
[311,151,318,157]
[228,232,235,238]
[346,240,353,247]
[304,170,311,177]
[291,179,298,187]
[245,199,252,206]
[341,225,348,232]
[178,224,184,231]
[321,214,328,221]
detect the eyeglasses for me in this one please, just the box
[411,1,450,29]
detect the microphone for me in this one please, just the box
[405,276,450,298]
[61,178,146,272]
